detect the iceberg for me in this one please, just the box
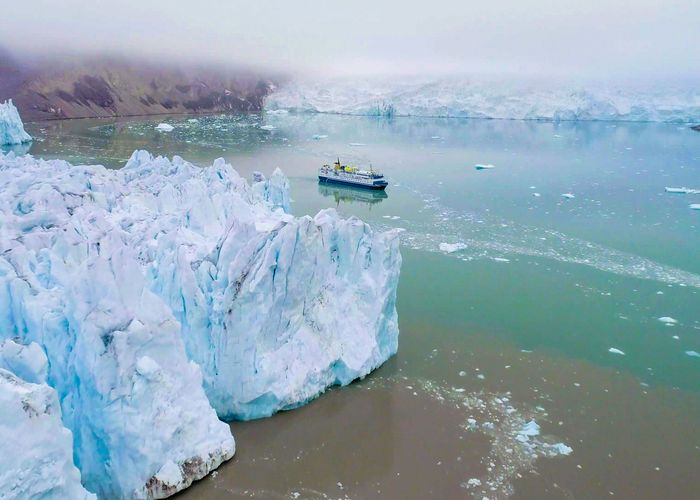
[0,100,32,145]
[0,340,95,499]
[658,316,678,325]
[0,149,400,493]
[265,78,700,123]
[665,187,700,194]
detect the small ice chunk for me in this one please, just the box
[561,193,575,199]
[532,192,541,197]
[466,478,482,488]
[475,164,495,170]
[312,134,328,140]
[492,257,510,262]
[665,187,700,194]
[349,142,367,146]
[690,204,700,210]
[260,125,276,131]
[686,350,700,358]
[549,443,573,455]
[608,348,625,355]
[439,242,466,253]
[658,317,678,325]
[516,420,540,443]
[155,123,174,132]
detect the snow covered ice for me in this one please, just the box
[0,339,95,499]
[265,78,700,123]
[0,100,32,145]
[0,149,400,494]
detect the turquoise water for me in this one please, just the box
[10,113,700,498]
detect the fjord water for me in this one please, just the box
[12,113,700,498]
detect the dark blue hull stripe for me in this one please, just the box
[318,176,388,190]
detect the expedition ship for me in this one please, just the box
[318,159,388,190]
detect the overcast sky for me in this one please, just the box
[1,0,698,79]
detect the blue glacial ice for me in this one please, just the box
[265,78,700,123]
[0,149,400,494]
[0,100,32,145]
[119,150,401,420]
[0,340,95,499]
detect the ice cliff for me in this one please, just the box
[0,149,400,495]
[0,100,32,145]
[0,340,95,499]
[265,78,700,123]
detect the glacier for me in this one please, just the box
[0,339,95,499]
[0,100,32,145]
[265,78,700,123]
[0,149,400,495]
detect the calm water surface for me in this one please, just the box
[8,113,700,499]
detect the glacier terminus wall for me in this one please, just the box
[0,150,401,498]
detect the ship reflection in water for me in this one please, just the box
[318,182,388,209]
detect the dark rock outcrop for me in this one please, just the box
[0,51,281,121]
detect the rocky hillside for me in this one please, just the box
[0,50,280,121]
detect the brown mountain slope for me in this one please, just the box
[0,51,280,121]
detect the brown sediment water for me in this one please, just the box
[179,330,700,500]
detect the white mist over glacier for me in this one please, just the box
[0,100,32,145]
[265,78,700,123]
[0,149,400,496]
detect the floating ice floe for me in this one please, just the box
[349,142,367,146]
[690,204,700,210]
[259,124,276,131]
[665,187,700,194]
[0,99,32,145]
[608,348,626,355]
[658,316,678,325]
[312,134,328,140]
[0,340,95,499]
[0,150,400,495]
[475,163,496,170]
[532,192,541,197]
[561,193,575,199]
[155,123,174,132]
[439,242,467,253]
[686,351,700,358]
[465,478,481,488]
